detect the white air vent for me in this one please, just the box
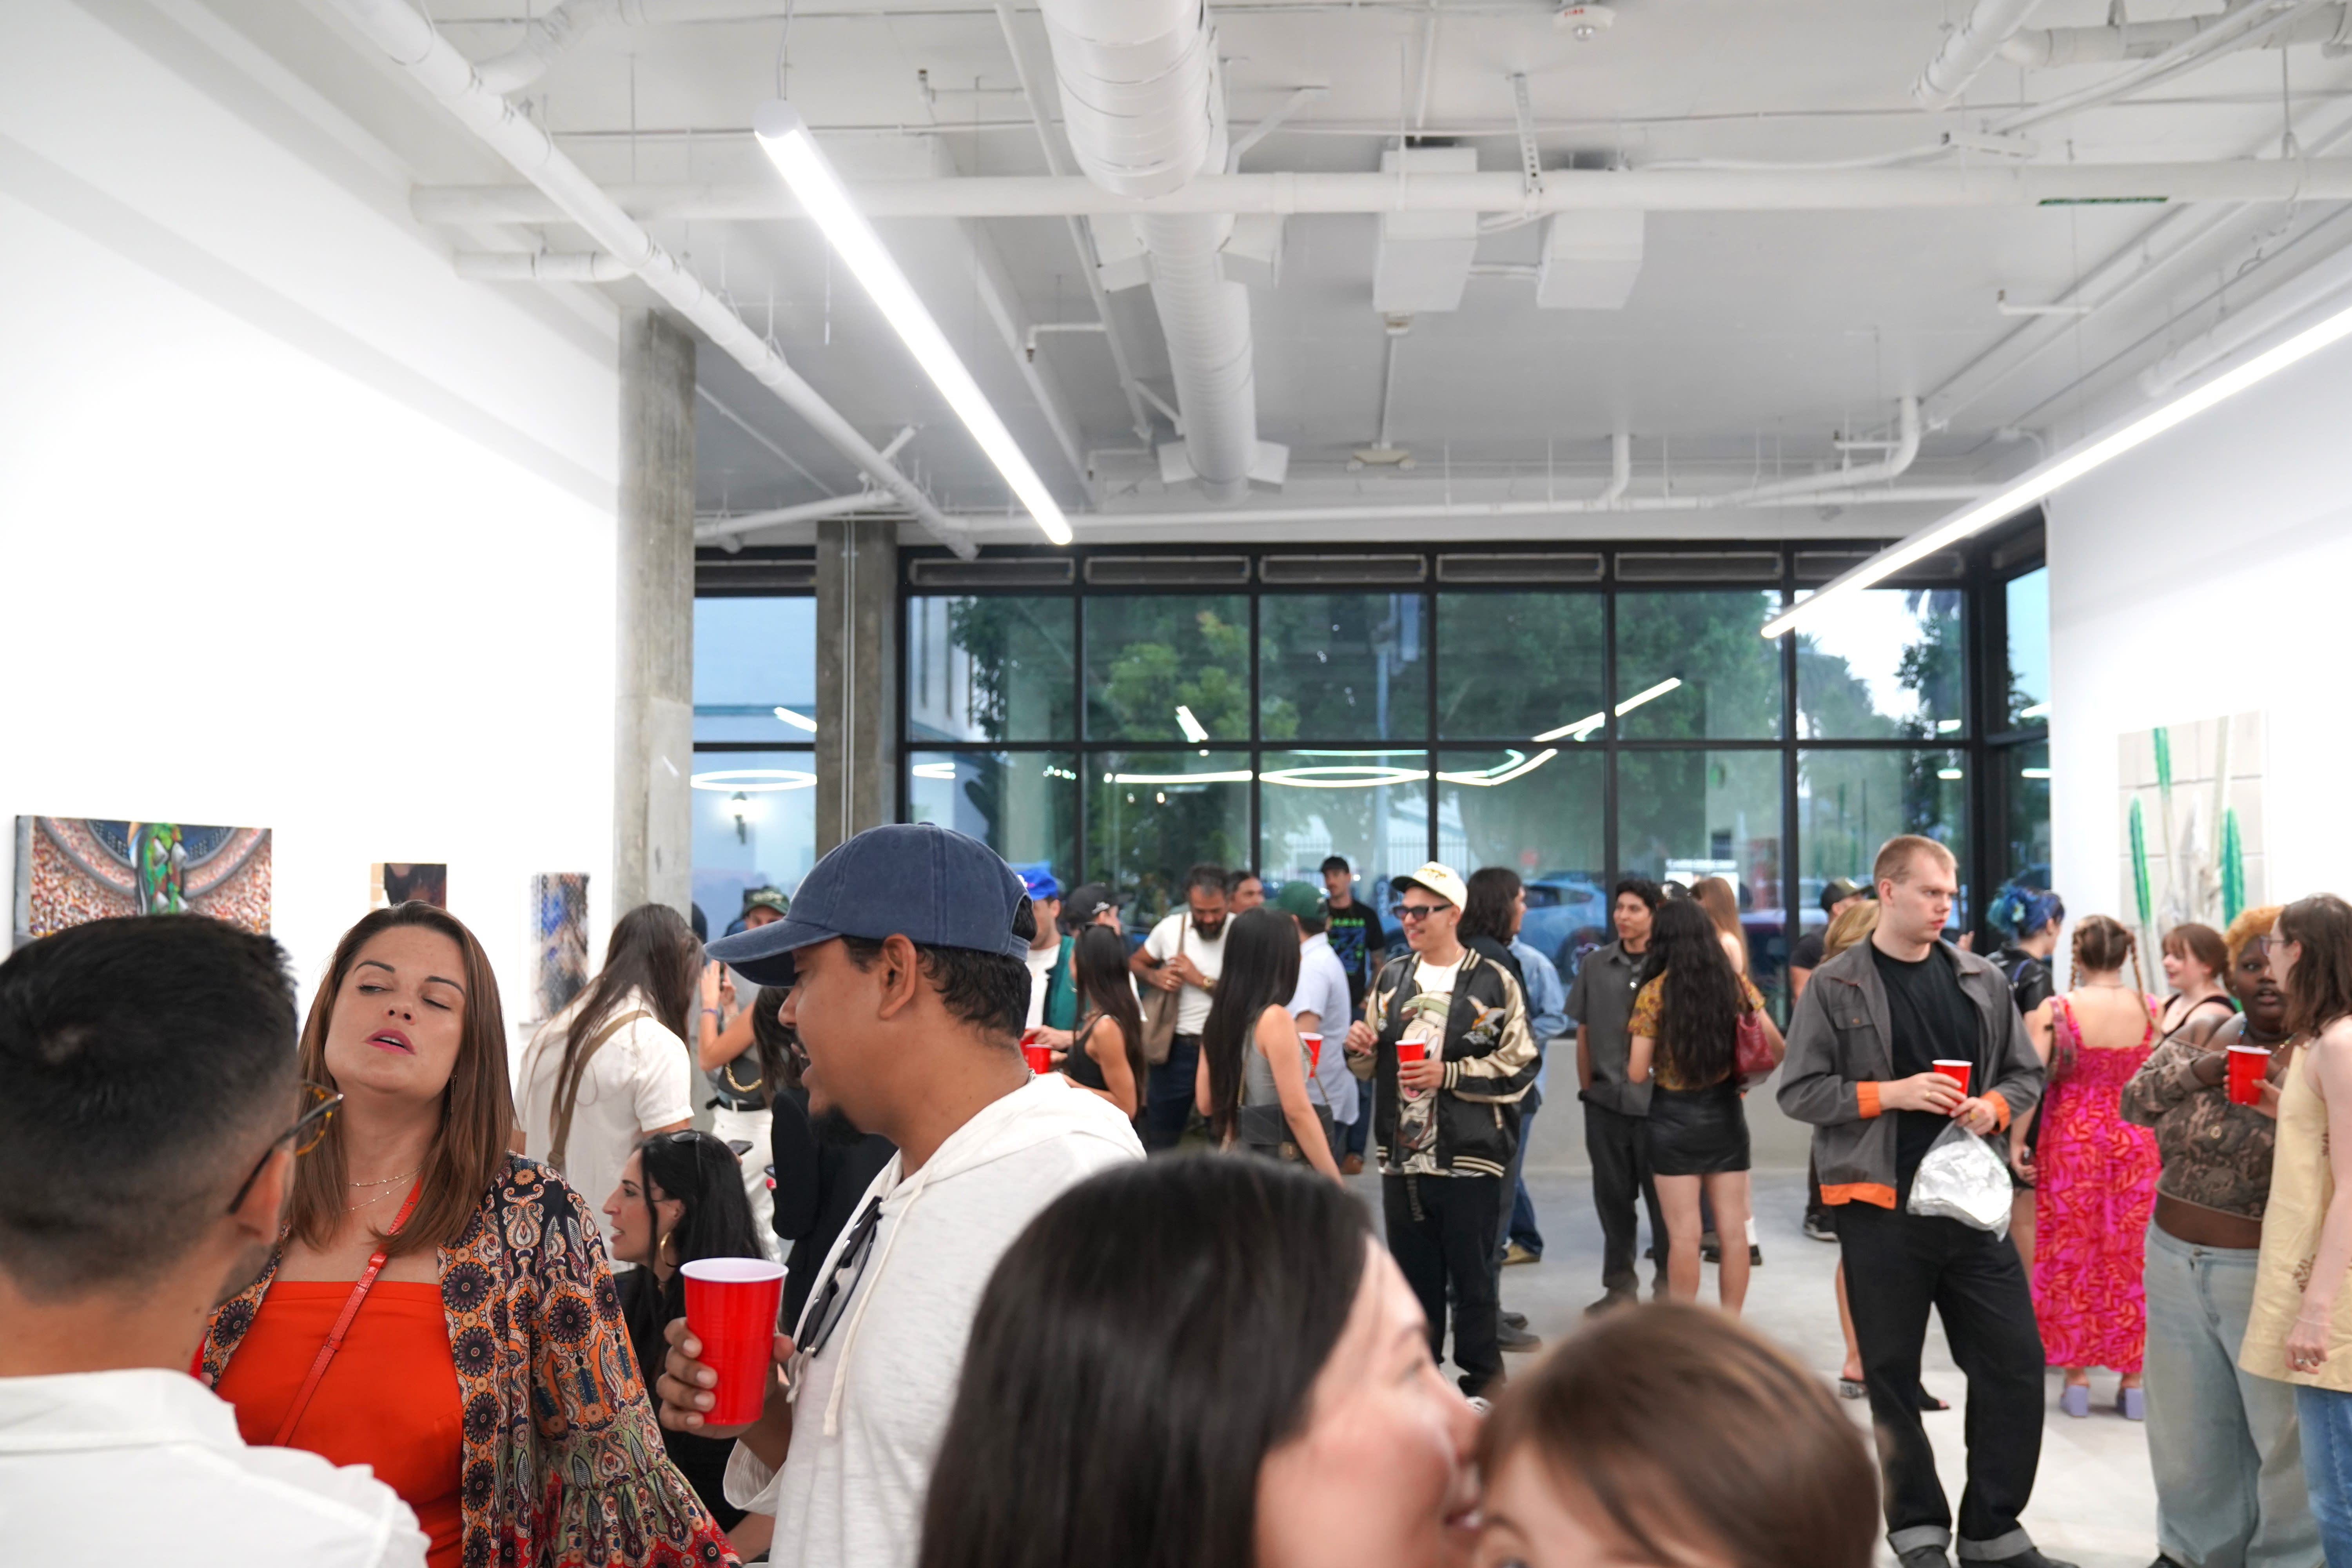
[1083,555,1253,587]
[1615,551,1782,583]
[1537,210,1645,310]
[907,557,1076,589]
[1374,147,1481,314]
[1259,554,1428,586]
[1436,552,1605,584]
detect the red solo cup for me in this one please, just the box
[1301,1033,1323,1073]
[1023,1042,1054,1074]
[1396,1038,1426,1066]
[1932,1059,1972,1097]
[2228,1044,2273,1106]
[680,1258,786,1426]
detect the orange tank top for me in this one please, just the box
[215,1281,465,1568]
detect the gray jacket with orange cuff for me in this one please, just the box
[1776,936,2044,1210]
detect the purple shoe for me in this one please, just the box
[2119,1388,2145,1421]
[2060,1384,2090,1418]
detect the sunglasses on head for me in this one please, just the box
[225,1081,343,1214]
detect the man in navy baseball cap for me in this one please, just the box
[664,824,1142,1568]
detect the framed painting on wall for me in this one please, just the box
[12,817,272,949]
[371,863,448,909]
[2119,711,2265,964]
[529,873,590,1022]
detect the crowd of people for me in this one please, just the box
[8,820,2352,1568]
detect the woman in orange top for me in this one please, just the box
[201,902,733,1568]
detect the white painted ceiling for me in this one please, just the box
[241,0,2352,544]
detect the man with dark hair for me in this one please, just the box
[1566,875,1670,1314]
[1129,863,1231,1151]
[1320,855,1391,1174]
[1225,868,1266,912]
[0,916,426,1566]
[1780,835,2061,1568]
[662,824,1141,1568]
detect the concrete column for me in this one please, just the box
[613,309,696,916]
[815,517,898,854]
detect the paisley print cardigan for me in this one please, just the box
[200,1155,737,1568]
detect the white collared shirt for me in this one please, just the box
[0,1366,427,1567]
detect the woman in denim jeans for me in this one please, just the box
[2122,906,2316,1568]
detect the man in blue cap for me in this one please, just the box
[652,824,1142,1568]
[1017,870,1080,1053]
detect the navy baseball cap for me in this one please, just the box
[707,822,1033,986]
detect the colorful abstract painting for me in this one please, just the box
[2119,713,2265,967]
[371,863,448,909]
[530,873,590,1021]
[12,817,272,948]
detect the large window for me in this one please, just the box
[693,593,816,929]
[1990,555,2051,895]
[890,545,2039,996]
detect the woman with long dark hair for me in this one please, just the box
[2243,893,2352,1559]
[601,1129,768,1557]
[201,903,732,1568]
[1195,906,1340,1178]
[516,904,702,1260]
[1060,924,1145,1118]
[1626,898,1782,1313]
[918,1158,1479,1568]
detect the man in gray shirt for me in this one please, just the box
[1564,877,1666,1314]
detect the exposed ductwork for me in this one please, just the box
[1036,0,1281,503]
[323,0,974,557]
[2002,3,2352,69]
[1913,0,2047,111]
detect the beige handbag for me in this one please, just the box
[1140,913,1185,1065]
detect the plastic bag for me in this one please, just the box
[1906,1121,2013,1238]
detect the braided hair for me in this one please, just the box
[2070,913,2147,999]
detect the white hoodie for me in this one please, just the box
[725,1071,1142,1568]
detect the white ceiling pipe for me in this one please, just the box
[1913,0,2048,112]
[1598,431,1631,506]
[1036,0,1267,500]
[409,158,2352,223]
[1990,0,2333,135]
[1717,397,1919,507]
[323,0,976,558]
[695,489,887,544]
[472,0,624,93]
[944,483,1994,531]
[453,249,633,280]
[2003,4,2352,68]
[2141,234,2352,396]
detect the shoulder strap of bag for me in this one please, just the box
[271,1180,423,1446]
[547,1008,652,1175]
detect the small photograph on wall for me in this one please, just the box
[2119,712,2265,964]
[13,818,272,949]
[372,862,449,909]
[529,873,590,1022]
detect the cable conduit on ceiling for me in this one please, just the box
[1913,0,2050,112]
[1989,0,2335,136]
[327,0,975,557]
[2141,220,2352,394]
[939,484,1994,532]
[2002,4,2352,69]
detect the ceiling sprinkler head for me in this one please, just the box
[1557,4,1615,40]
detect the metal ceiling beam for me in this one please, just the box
[413,159,2352,223]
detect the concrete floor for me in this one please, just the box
[1358,1166,2161,1568]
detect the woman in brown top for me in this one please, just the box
[2120,904,2318,1568]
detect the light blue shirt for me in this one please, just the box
[1511,936,1566,1098]
[1290,932,1359,1125]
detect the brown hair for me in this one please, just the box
[2224,905,2283,970]
[2163,923,2229,983]
[2071,914,2148,997]
[1479,1303,1875,1568]
[1820,899,1880,960]
[1691,877,1747,967]
[288,903,515,1258]
[1873,834,1956,888]
[2277,895,2352,1037]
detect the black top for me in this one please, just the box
[769,1087,897,1330]
[1789,932,1826,973]
[615,1269,744,1531]
[1465,933,1527,996]
[1991,944,2056,1017]
[1324,900,1390,1010]
[1062,1014,1112,1093]
[1871,943,1980,1186]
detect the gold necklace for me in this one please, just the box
[349,1165,421,1188]
[344,1182,412,1213]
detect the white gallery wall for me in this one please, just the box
[2048,328,2352,936]
[0,0,622,1019]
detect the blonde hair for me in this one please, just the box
[1873,835,1956,888]
[1821,900,1880,960]
[2223,905,2283,970]
[1692,878,1748,969]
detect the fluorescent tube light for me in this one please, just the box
[910,762,960,779]
[1111,771,1256,785]
[1762,290,2352,639]
[2019,701,2051,720]
[753,102,1073,547]
[773,706,818,732]
[1530,676,1684,743]
[1174,705,1210,744]
[1937,768,1965,780]
[2020,766,2052,780]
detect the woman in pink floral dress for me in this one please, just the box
[2024,914,2165,1419]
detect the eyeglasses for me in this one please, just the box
[1396,903,1448,922]
[225,1081,344,1214]
[2261,933,2298,956]
[793,1192,884,1364]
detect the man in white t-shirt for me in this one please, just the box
[1128,863,1232,1151]
[0,916,426,1568]
[659,824,1142,1568]
[1273,880,1354,1159]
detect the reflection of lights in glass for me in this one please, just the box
[1937,768,1964,780]
[729,791,760,844]
[1260,763,1431,789]
[1532,676,1682,742]
[1042,765,1077,780]
[692,768,817,792]
[2020,702,2051,720]
[1936,718,1963,733]
[1174,705,1210,744]
[1434,749,1560,787]
[1110,771,1255,786]
[2020,766,2051,779]
[910,762,960,780]
[773,706,818,733]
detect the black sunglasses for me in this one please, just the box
[225,1081,343,1214]
[793,1193,884,1361]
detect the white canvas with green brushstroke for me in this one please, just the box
[2118,713,2265,964]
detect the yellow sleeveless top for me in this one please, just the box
[2240,1042,2352,1391]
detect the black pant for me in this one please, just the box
[1384,1172,1504,1397]
[1582,1099,1666,1297]
[1837,1201,2048,1560]
[1143,1034,1200,1152]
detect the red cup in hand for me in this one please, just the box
[680,1259,787,1426]
[1301,1033,1323,1073]
[1396,1038,1426,1066]
[1932,1059,1972,1098]
[1022,1027,1052,1076]
[2227,1044,2272,1106]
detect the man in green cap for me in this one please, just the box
[1273,881,1353,1166]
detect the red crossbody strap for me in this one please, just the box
[270,1180,424,1447]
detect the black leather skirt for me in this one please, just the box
[1646,1080,1750,1176]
